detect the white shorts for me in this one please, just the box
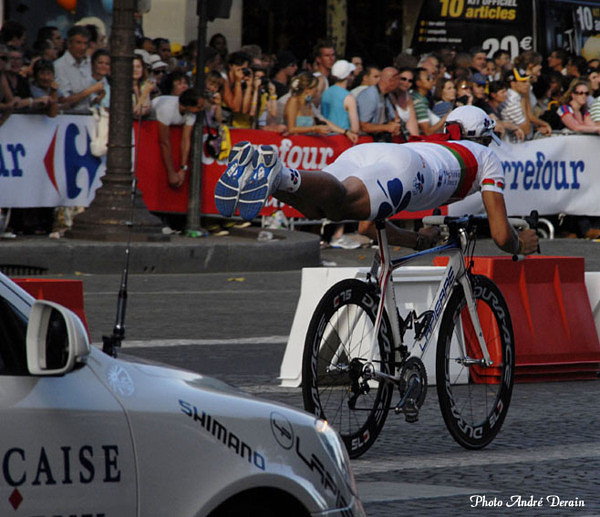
[322,143,458,220]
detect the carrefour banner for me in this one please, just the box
[448,135,600,217]
[0,114,106,207]
[411,0,534,59]
[3,116,600,219]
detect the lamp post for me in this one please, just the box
[185,0,209,237]
[68,0,166,242]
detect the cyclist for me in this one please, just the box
[215,105,538,255]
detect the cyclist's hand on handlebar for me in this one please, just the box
[519,228,539,255]
[416,226,441,251]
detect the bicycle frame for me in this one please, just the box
[367,219,493,381]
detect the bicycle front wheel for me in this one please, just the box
[436,274,515,449]
[302,279,394,458]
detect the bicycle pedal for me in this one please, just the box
[400,399,420,423]
[405,413,419,424]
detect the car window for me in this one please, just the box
[0,297,29,375]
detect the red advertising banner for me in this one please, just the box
[133,122,437,220]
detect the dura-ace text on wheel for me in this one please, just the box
[436,274,515,449]
[302,279,394,458]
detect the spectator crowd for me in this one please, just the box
[2,17,600,239]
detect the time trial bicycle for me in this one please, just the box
[302,214,535,458]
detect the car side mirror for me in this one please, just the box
[26,300,91,375]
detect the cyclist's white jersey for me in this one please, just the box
[322,140,505,220]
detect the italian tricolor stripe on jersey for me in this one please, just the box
[437,142,479,200]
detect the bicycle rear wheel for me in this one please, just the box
[302,279,394,458]
[436,274,515,449]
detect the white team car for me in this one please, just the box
[0,272,365,517]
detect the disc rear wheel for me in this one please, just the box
[302,279,394,458]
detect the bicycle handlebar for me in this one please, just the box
[422,211,541,261]
[422,214,529,230]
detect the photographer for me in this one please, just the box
[223,50,253,126]
[249,65,286,133]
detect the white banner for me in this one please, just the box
[1,115,599,216]
[449,135,600,217]
[0,114,106,207]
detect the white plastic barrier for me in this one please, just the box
[280,267,600,388]
[585,272,600,341]
[279,266,446,387]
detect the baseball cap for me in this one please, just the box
[471,72,487,86]
[504,67,531,82]
[171,42,183,56]
[134,48,152,66]
[152,60,168,71]
[331,59,356,80]
[445,105,501,145]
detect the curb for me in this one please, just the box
[0,227,321,275]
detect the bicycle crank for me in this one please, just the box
[394,357,428,423]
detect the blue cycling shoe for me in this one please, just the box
[237,145,281,221]
[214,141,255,217]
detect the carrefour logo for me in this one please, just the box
[44,122,102,199]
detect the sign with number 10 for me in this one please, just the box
[411,0,533,59]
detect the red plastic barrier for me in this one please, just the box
[133,123,446,220]
[433,256,600,382]
[14,279,90,338]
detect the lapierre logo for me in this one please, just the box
[44,123,102,199]
[270,411,294,450]
[295,436,349,510]
[424,266,456,345]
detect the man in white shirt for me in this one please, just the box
[151,89,205,188]
[54,26,104,113]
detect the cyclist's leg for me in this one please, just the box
[274,172,371,221]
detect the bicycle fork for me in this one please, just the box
[456,273,494,367]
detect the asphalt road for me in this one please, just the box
[56,239,600,516]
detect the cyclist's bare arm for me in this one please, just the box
[482,191,538,255]
[358,221,440,250]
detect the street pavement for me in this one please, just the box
[2,226,600,274]
[0,225,320,274]
[5,234,600,516]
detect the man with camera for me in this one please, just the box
[249,66,286,132]
[223,50,253,126]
